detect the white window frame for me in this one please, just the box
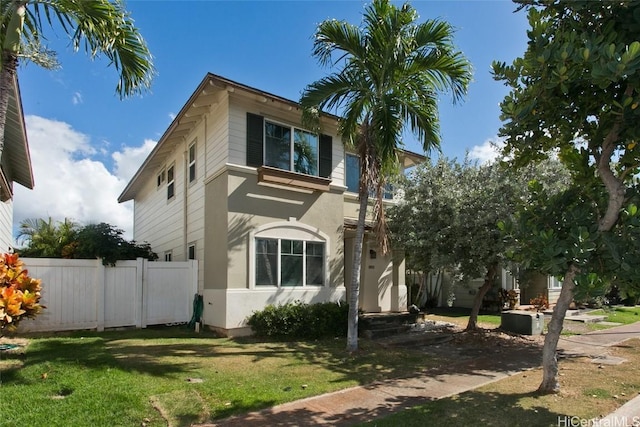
[167,164,175,200]
[188,141,196,183]
[345,152,394,199]
[157,168,166,188]
[249,220,330,288]
[164,251,173,262]
[548,276,562,289]
[264,119,319,176]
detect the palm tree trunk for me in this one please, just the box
[538,263,578,394]
[347,187,369,352]
[465,262,499,331]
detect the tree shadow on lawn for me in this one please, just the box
[353,389,567,427]
[1,326,444,386]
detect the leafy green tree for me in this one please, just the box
[493,0,640,393]
[17,219,157,265]
[0,0,154,162]
[300,0,471,352]
[390,158,570,331]
[71,222,158,266]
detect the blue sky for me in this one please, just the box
[13,0,529,239]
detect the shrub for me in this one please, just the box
[0,253,43,335]
[530,294,549,312]
[247,300,348,339]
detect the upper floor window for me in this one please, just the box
[346,154,360,193]
[247,113,333,178]
[265,121,319,176]
[167,165,175,200]
[188,142,196,183]
[345,153,393,199]
[157,169,165,188]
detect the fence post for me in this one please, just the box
[135,258,144,328]
[141,258,149,328]
[96,259,105,332]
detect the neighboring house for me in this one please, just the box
[430,269,560,311]
[0,75,34,251]
[119,73,423,336]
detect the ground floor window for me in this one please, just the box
[256,238,325,287]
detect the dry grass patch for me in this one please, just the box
[366,339,640,427]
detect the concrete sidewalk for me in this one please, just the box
[199,322,640,427]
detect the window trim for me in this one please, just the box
[249,220,330,289]
[157,168,166,189]
[246,112,333,179]
[188,141,196,183]
[264,118,320,177]
[345,152,394,199]
[167,164,175,200]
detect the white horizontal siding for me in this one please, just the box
[0,200,12,252]
[205,95,230,178]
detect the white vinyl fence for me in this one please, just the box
[17,258,198,333]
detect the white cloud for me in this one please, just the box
[468,137,505,164]
[112,139,156,182]
[14,115,151,241]
[72,91,83,105]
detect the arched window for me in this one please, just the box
[250,220,330,288]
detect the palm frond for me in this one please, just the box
[12,0,154,97]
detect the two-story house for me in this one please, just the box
[0,75,34,251]
[118,73,423,336]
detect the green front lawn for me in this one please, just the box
[588,306,640,324]
[424,307,503,328]
[0,327,435,426]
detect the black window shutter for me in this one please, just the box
[246,113,264,167]
[319,134,332,178]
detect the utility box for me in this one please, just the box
[501,310,544,335]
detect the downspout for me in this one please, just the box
[183,143,188,260]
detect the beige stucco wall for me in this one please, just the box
[220,167,345,289]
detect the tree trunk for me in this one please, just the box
[346,187,369,352]
[537,263,578,394]
[597,120,627,231]
[465,262,499,331]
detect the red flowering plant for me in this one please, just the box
[0,253,43,335]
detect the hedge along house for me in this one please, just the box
[0,75,34,251]
[118,73,423,336]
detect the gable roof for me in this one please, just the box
[118,72,342,203]
[2,75,34,195]
[118,72,427,202]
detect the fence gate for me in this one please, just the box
[18,258,198,333]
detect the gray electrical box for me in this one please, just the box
[501,310,544,335]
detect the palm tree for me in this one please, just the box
[300,0,471,351]
[17,217,79,257]
[0,0,154,165]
